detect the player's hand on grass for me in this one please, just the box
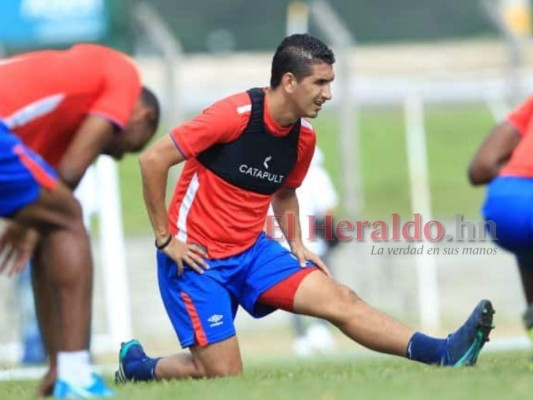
[0,222,39,276]
[289,241,332,278]
[162,237,209,276]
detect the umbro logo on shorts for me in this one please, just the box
[208,314,224,327]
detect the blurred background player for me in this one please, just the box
[469,95,533,367]
[16,167,99,366]
[268,146,341,356]
[0,43,159,397]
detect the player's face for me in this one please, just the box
[104,103,156,160]
[102,135,127,160]
[292,62,334,119]
[103,121,154,160]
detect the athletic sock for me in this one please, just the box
[57,350,93,387]
[406,332,447,365]
[127,357,160,381]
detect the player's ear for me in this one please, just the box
[145,107,158,130]
[282,72,297,93]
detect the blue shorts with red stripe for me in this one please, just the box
[157,231,316,348]
[0,121,58,217]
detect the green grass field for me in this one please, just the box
[2,351,532,400]
[118,103,494,233]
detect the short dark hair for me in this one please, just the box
[270,34,335,89]
[140,86,160,132]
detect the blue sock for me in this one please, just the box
[406,332,447,365]
[126,357,160,381]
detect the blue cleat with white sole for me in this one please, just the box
[441,299,495,367]
[115,339,159,383]
[53,373,114,398]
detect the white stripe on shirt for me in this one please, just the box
[176,172,200,242]
[236,104,251,114]
[3,94,65,129]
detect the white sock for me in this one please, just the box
[57,350,93,387]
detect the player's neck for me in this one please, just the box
[264,88,299,127]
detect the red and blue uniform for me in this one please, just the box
[483,97,533,262]
[158,89,318,348]
[0,44,140,216]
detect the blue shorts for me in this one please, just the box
[0,121,58,217]
[483,176,533,266]
[157,232,314,348]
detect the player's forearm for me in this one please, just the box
[139,154,170,242]
[468,121,521,185]
[56,164,86,190]
[58,115,116,190]
[139,136,186,242]
[467,162,502,185]
[272,189,304,249]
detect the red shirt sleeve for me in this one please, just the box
[507,96,533,136]
[87,47,141,128]
[171,92,250,158]
[283,120,317,188]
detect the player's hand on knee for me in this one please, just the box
[304,252,332,278]
[289,242,332,278]
[0,222,39,276]
[165,238,209,275]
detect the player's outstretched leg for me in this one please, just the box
[290,270,495,366]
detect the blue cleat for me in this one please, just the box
[441,299,495,367]
[115,339,158,383]
[53,373,114,398]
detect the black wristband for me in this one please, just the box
[155,235,172,250]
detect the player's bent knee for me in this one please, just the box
[203,361,243,378]
[18,186,85,232]
[191,352,243,379]
[51,188,85,222]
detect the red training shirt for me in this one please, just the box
[168,90,316,258]
[0,43,141,167]
[501,96,533,177]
